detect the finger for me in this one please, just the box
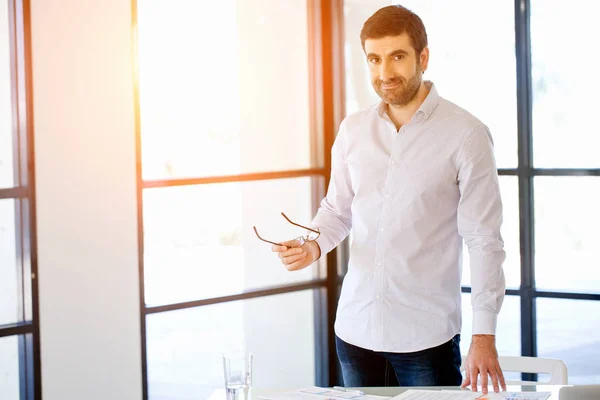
[496,365,506,391]
[282,238,303,248]
[480,366,489,395]
[469,366,479,393]
[285,256,309,271]
[280,247,305,258]
[489,366,500,393]
[281,252,307,266]
[460,368,470,389]
[271,244,288,252]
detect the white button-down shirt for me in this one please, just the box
[312,82,506,352]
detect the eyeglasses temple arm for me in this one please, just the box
[280,212,320,235]
[253,226,285,246]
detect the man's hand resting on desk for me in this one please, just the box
[272,239,321,271]
[461,334,507,395]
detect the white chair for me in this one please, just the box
[460,356,568,385]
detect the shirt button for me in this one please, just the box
[391,160,396,165]
[377,261,382,266]
[385,193,390,198]
[380,227,385,232]
[376,295,381,300]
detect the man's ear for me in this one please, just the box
[420,47,430,73]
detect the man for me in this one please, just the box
[272,5,506,395]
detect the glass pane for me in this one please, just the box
[0,335,20,400]
[531,0,600,168]
[343,0,517,168]
[462,177,519,289]
[461,294,521,382]
[0,199,19,325]
[143,177,325,306]
[537,298,600,384]
[146,290,317,399]
[137,0,312,180]
[0,3,15,189]
[535,177,600,294]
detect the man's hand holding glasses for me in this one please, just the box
[253,212,322,271]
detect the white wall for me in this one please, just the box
[31,0,142,399]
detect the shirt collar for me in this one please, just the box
[416,81,440,119]
[376,80,440,121]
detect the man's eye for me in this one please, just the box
[394,55,405,60]
[369,58,379,64]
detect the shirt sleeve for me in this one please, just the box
[456,124,506,336]
[311,120,354,257]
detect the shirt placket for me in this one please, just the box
[372,119,400,349]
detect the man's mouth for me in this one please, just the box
[381,81,401,90]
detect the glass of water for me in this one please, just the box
[222,352,253,400]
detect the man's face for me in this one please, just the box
[364,33,428,107]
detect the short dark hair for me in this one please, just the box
[360,5,428,55]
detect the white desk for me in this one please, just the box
[209,385,565,399]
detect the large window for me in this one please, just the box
[344,0,600,384]
[0,0,40,398]
[134,1,344,398]
[529,0,600,383]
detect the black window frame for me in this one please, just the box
[508,0,600,381]
[0,0,41,399]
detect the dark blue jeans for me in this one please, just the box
[336,334,462,387]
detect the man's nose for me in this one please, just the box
[379,60,394,82]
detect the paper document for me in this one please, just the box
[260,387,390,400]
[393,390,550,400]
[500,392,551,400]
[393,390,505,399]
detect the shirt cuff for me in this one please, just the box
[472,310,498,335]
[314,235,331,261]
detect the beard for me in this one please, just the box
[372,64,423,107]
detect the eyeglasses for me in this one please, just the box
[253,212,320,247]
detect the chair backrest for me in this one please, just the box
[559,385,600,400]
[460,356,568,385]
